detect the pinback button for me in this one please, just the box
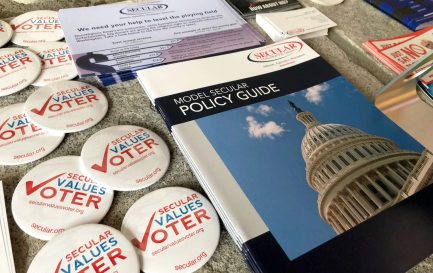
[80,125,170,191]
[12,156,114,240]
[0,103,64,165]
[29,42,78,86]
[27,224,140,273]
[24,80,108,133]
[121,187,220,273]
[9,10,64,46]
[0,47,41,96]
[0,20,13,48]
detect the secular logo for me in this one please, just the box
[119,4,168,15]
[247,41,303,63]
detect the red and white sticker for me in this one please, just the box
[27,224,140,273]
[0,47,41,96]
[12,156,114,240]
[0,20,13,48]
[9,10,64,46]
[81,125,170,191]
[121,187,220,273]
[0,103,64,165]
[30,42,78,86]
[24,80,108,133]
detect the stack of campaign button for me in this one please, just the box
[0,10,75,96]
[1,7,224,273]
[0,79,109,165]
[0,10,91,165]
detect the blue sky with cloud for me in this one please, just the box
[195,76,424,259]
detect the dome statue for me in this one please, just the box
[289,100,433,234]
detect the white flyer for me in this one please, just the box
[59,0,240,53]
[58,0,259,77]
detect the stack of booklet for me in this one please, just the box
[138,38,433,273]
[0,182,15,273]
[225,0,303,18]
[364,0,433,31]
[58,0,265,86]
[364,26,433,73]
[256,7,337,41]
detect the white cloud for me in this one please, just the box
[304,83,330,104]
[257,105,273,116]
[246,116,285,139]
[246,104,274,116]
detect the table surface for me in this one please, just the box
[0,0,430,272]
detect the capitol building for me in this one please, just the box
[289,101,433,234]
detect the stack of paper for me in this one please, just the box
[364,27,433,73]
[58,0,265,86]
[0,181,16,273]
[256,7,337,41]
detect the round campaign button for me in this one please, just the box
[0,103,64,165]
[12,156,114,240]
[30,42,78,86]
[0,47,41,96]
[81,125,170,191]
[24,80,108,133]
[0,20,13,48]
[27,224,140,273]
[121,187,220,273]
[9,10,64,46]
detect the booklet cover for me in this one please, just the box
[364,0,433,31]
[58,0,264,80]
[226,0,303,17]
[138,38,433,272]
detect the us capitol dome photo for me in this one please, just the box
[289,100,433,234]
